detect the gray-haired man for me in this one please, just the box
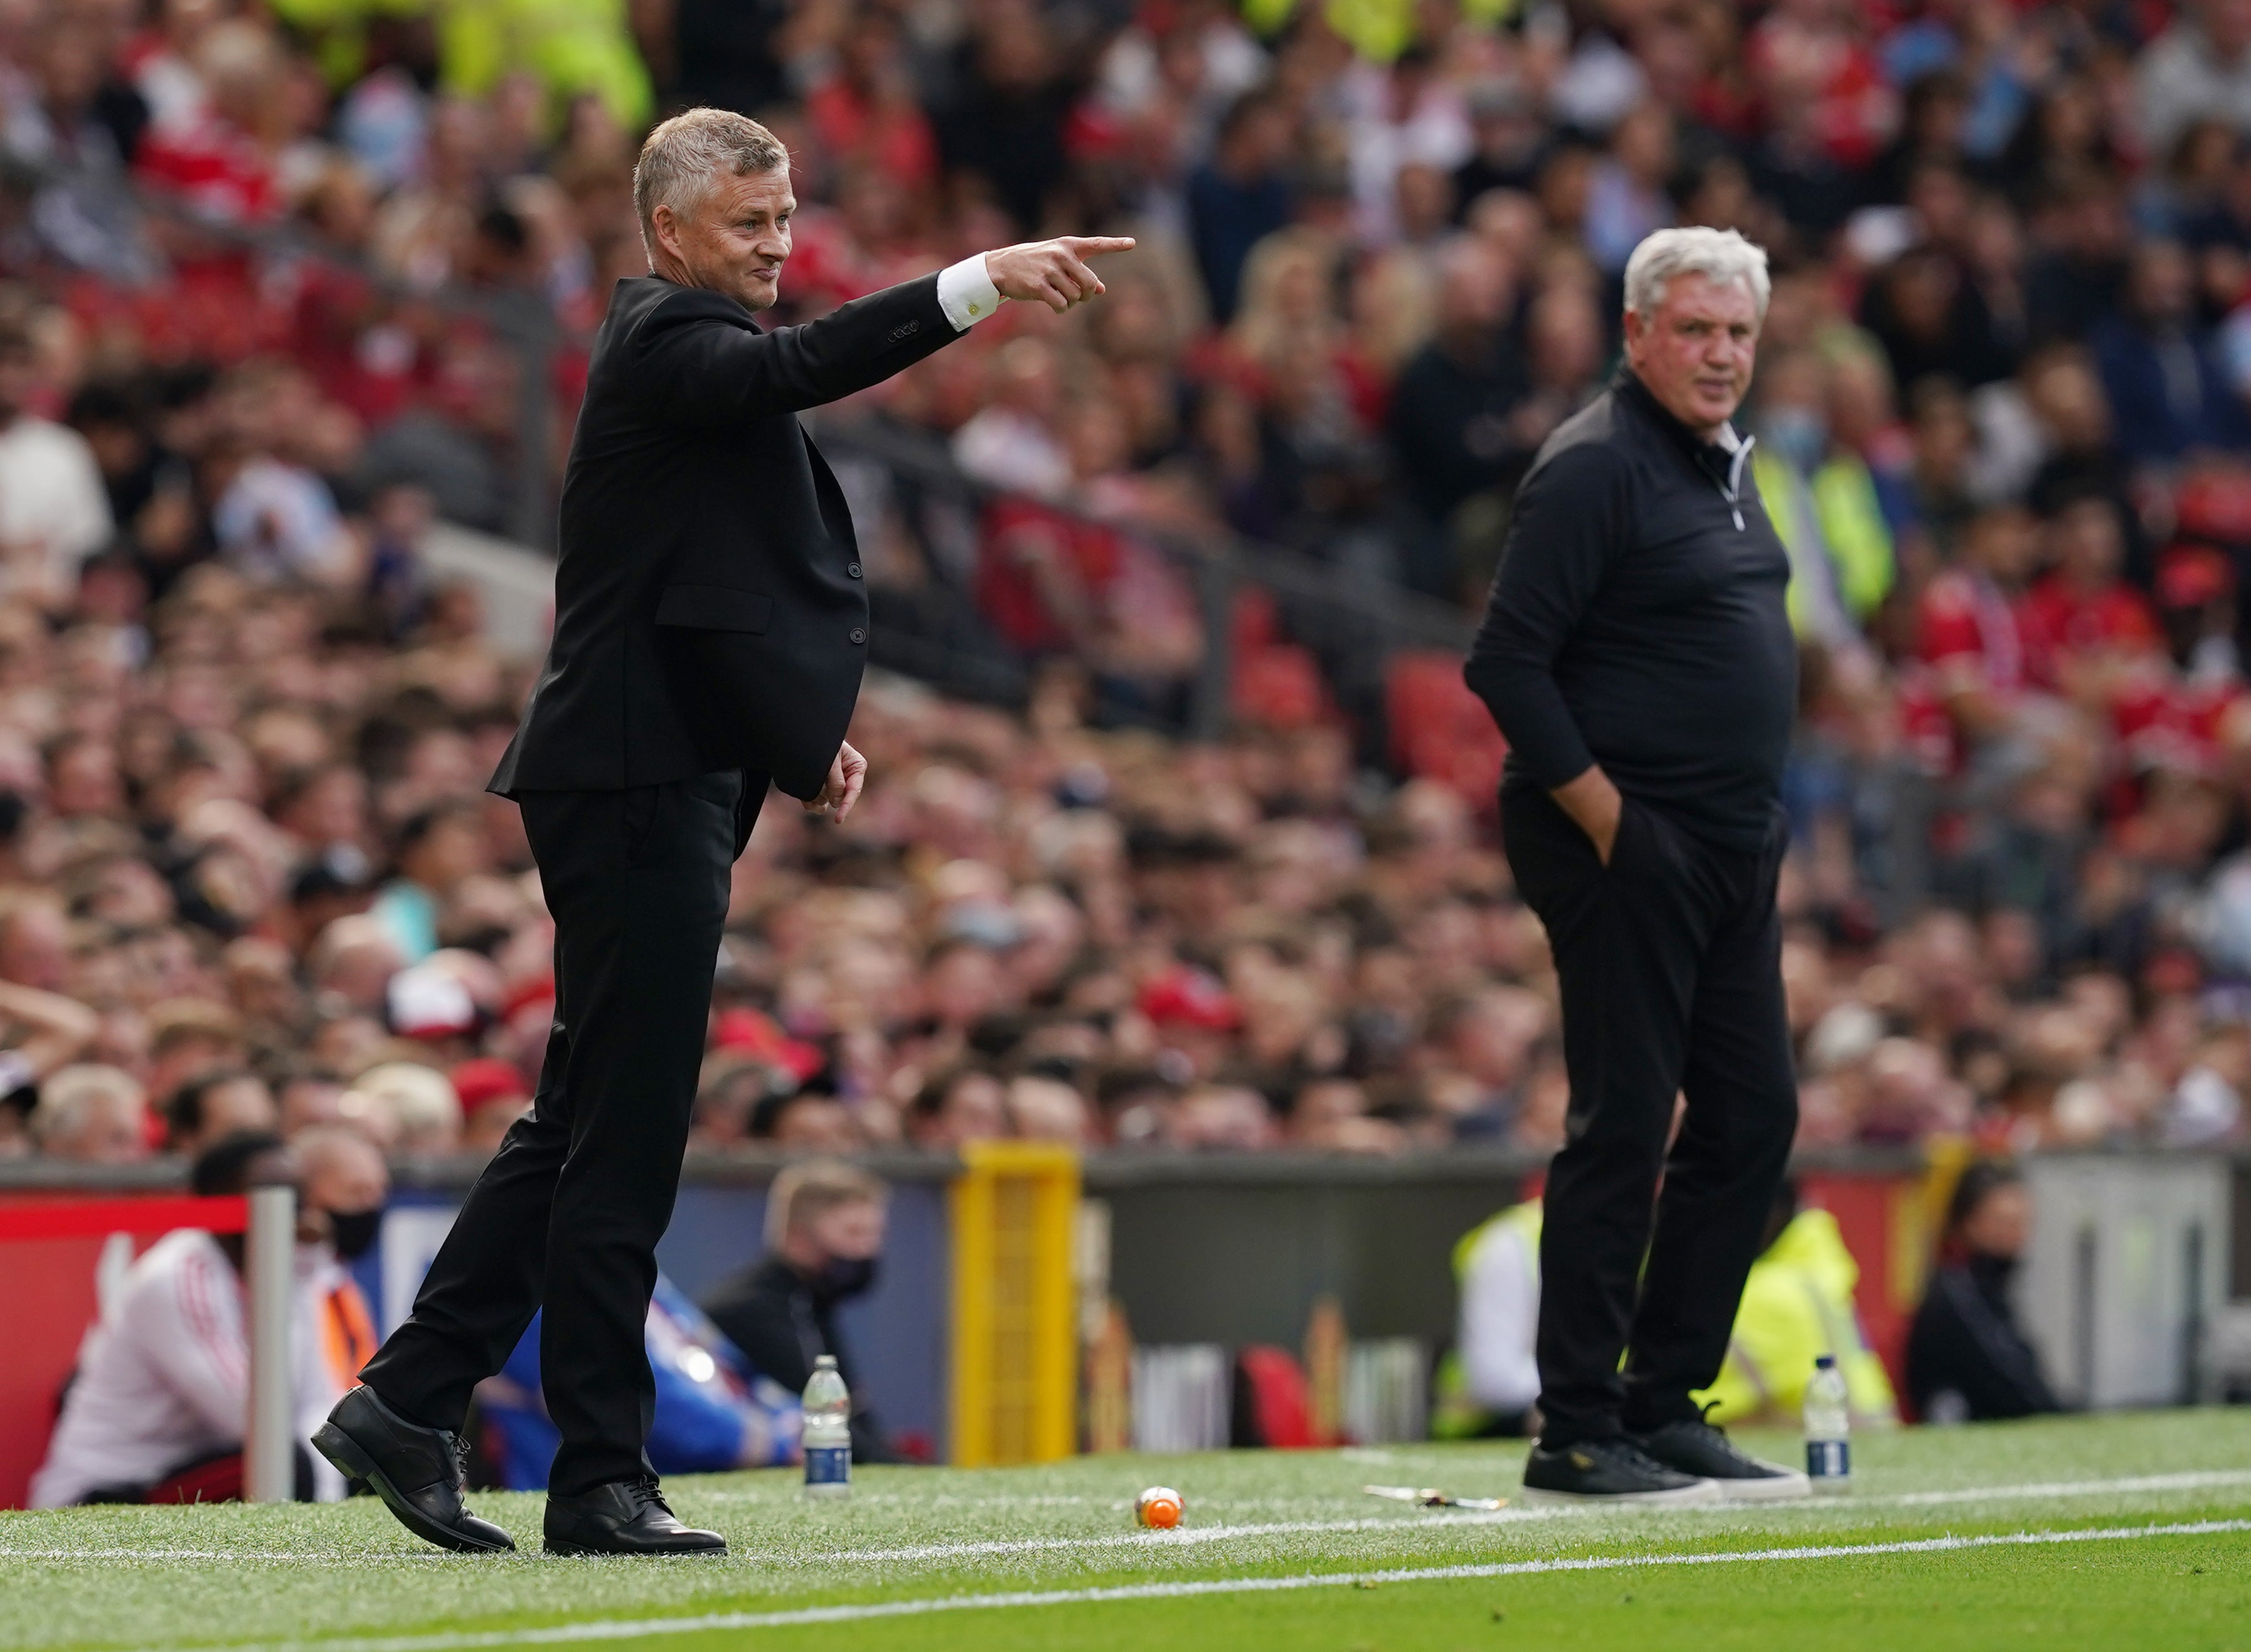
[315,109,1131,1556]
[1464,227,1809,1505]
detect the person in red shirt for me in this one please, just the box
[2016,491,2162,694]
[1912,504,2038,768]
[802,16,939,191]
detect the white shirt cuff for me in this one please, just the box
[936,253,1002,331]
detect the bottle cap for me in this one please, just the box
[1814,1354,1836,1369]
[814,1354,839,1369]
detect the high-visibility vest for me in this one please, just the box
[1692,1208,1898,1428]
[1757,448,1895,639]
[1430,1199,1542,1439]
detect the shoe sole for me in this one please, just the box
[1714,1471,1812,1503]
[542,1538,729,1557]
[311,1422,514,1554]
[1518,1478,1723,1507]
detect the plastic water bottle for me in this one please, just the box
[1804,1353,1851,1492]
[802,1355,851,1500]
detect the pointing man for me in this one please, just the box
[316,108,1132,1556]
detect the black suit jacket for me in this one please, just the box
[489,272,962,802]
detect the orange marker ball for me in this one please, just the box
[1135,1486,1184,1529]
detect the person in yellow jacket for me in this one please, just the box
[1691,1191,1898,1429]
[1750,351,1894,650]
[269,0,651,129]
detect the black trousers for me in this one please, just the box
[1501,785,1796,1446]
[361,770,760,1496]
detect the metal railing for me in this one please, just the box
[813,415,1477,739]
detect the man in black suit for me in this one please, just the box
[314,107,1131,1557]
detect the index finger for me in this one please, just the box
[1060,236,1137,258]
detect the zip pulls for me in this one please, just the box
[1713,432,1755,531]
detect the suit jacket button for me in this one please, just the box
[847,561,863,578]
[849,627,866,645]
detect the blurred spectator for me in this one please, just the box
[750,1085,861,1155]
[163,1069,277,1157]
[2089,240,2248,464]
[1433,1195,1540,1439]
[1906,1160,2062,1422]
[346,1061,460,1156]
[2137,0,2251,156]
[700,1160,900,1463]
[28,1062,146,1163]
[1752,349,1895,653]
[1453,78,1548,212]
[908,1065,1009,1151]
[1188,92,1294,324]
[481,1276,802,1490]
[31,1129,373,1505]
[450,1056,531,1157]
[0,975,101,1108]
[294,1123,389,1265]
[1693,1184,1900,1428]
[1386,238,1529,600]
[0,320,110,610]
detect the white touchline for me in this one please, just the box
[800,1466,2251,1567]
[196,1519,2251,1652]
[4,1467,2251,1569]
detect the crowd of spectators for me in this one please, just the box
[0,0,2245,1169]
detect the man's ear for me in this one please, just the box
[651,203,682,265]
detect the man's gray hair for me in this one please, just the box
[30,1064,142,1150]
[633,108,789,262]
[1622,227,1771,322]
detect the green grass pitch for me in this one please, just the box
[3,1411,2248,1651]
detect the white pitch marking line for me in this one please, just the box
[194,1518,2251,1652]
[804,1466,2251,1566]
[4,1466,2251,1567]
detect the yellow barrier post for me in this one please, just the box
[949,1140,1081,1466]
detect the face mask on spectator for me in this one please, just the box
[1762,408,1827,471]
[325,1205,383,1261]
[813,1256,878,1301]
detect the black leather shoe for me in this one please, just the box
[544,1476,727,1557]
[312,1385,515,1553]
[1629,1414,1811,1502]
[1519,1437,1720,1505]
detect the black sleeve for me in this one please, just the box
[624,274,957,427]
[1462,440,1634,790]
[701,1272,815,1395]
[1906,1272,2060,1421]
[849,1409,900,1464]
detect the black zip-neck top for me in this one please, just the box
[1463,367,1797,851]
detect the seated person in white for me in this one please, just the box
[31,1128,386,1506]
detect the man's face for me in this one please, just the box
[303,1141,388,1215]
[652,166,795,312]
[0,346,35,423]
[63,1095,144,1163]
[2057,498,2123,585]
[203,1077,277,1143]
[1961,1182,2030,1259]
[805,1198,885,1264]
[1623,271,1761,436]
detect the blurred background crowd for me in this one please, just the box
[0,0,2246,1173]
